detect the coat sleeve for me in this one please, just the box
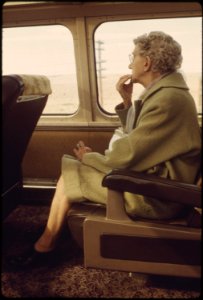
[82,89,200,173]
[115,102,131,128]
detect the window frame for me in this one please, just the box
[2,2,202,128]
[87,14,202,126]
[2,23,80,116]
[92,17,202,116]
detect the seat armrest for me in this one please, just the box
[102,169,201,208]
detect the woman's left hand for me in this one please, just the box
[73,140,92,161]
[116,74,133,108]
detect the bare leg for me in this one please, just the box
[34,175,70,253]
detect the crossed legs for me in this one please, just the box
[34,175,71,253]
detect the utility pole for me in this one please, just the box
[95,40,105,105]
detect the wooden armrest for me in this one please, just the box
[102,169,201,208]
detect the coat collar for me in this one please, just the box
[140,72,189,103]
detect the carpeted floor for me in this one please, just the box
[1,205,201,298]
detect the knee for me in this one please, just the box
[56,176,67,197]
[56,175,64,188]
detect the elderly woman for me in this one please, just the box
[9,31,201,267]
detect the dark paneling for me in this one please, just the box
[22,129,113,179]
[100,234,201,265]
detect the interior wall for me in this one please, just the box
[22,129,113,179]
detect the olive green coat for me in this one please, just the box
[62,72,201,219]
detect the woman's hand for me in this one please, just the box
[73,140,92,161]
[116,74,133,109]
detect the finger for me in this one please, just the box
[85,147,92,152]
[120,74,132,79]
[76,142,83,149]
[73,148,78,155]
[118,75,132,83]
[78,140,85,148]
[116,76,132,91]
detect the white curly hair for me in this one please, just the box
[133,31,182,74]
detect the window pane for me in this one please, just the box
[94,17,202,114]
[2,25,79,115]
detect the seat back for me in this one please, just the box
[2,74,52,219]
[2,74,24,113]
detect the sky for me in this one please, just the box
[2,16,202,76]
[95,17,202,75]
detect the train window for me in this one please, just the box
[2,25,79,115]
[94,17,202,114]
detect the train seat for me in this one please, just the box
[2,74,52,219]
[67,169,201,278]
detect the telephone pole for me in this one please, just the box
[96,40,105,105]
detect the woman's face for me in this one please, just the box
[129,46,148,84]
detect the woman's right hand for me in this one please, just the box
[73,140,92,161]
[116,74,133,109]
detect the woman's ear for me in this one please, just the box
[144,56,151,72]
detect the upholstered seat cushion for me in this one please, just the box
[18,74,52,96]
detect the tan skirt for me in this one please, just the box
[61,154,107,204]
[61,154,183,220]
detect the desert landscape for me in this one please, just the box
[44,72,202,115]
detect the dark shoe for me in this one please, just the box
[5,246,56,270]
